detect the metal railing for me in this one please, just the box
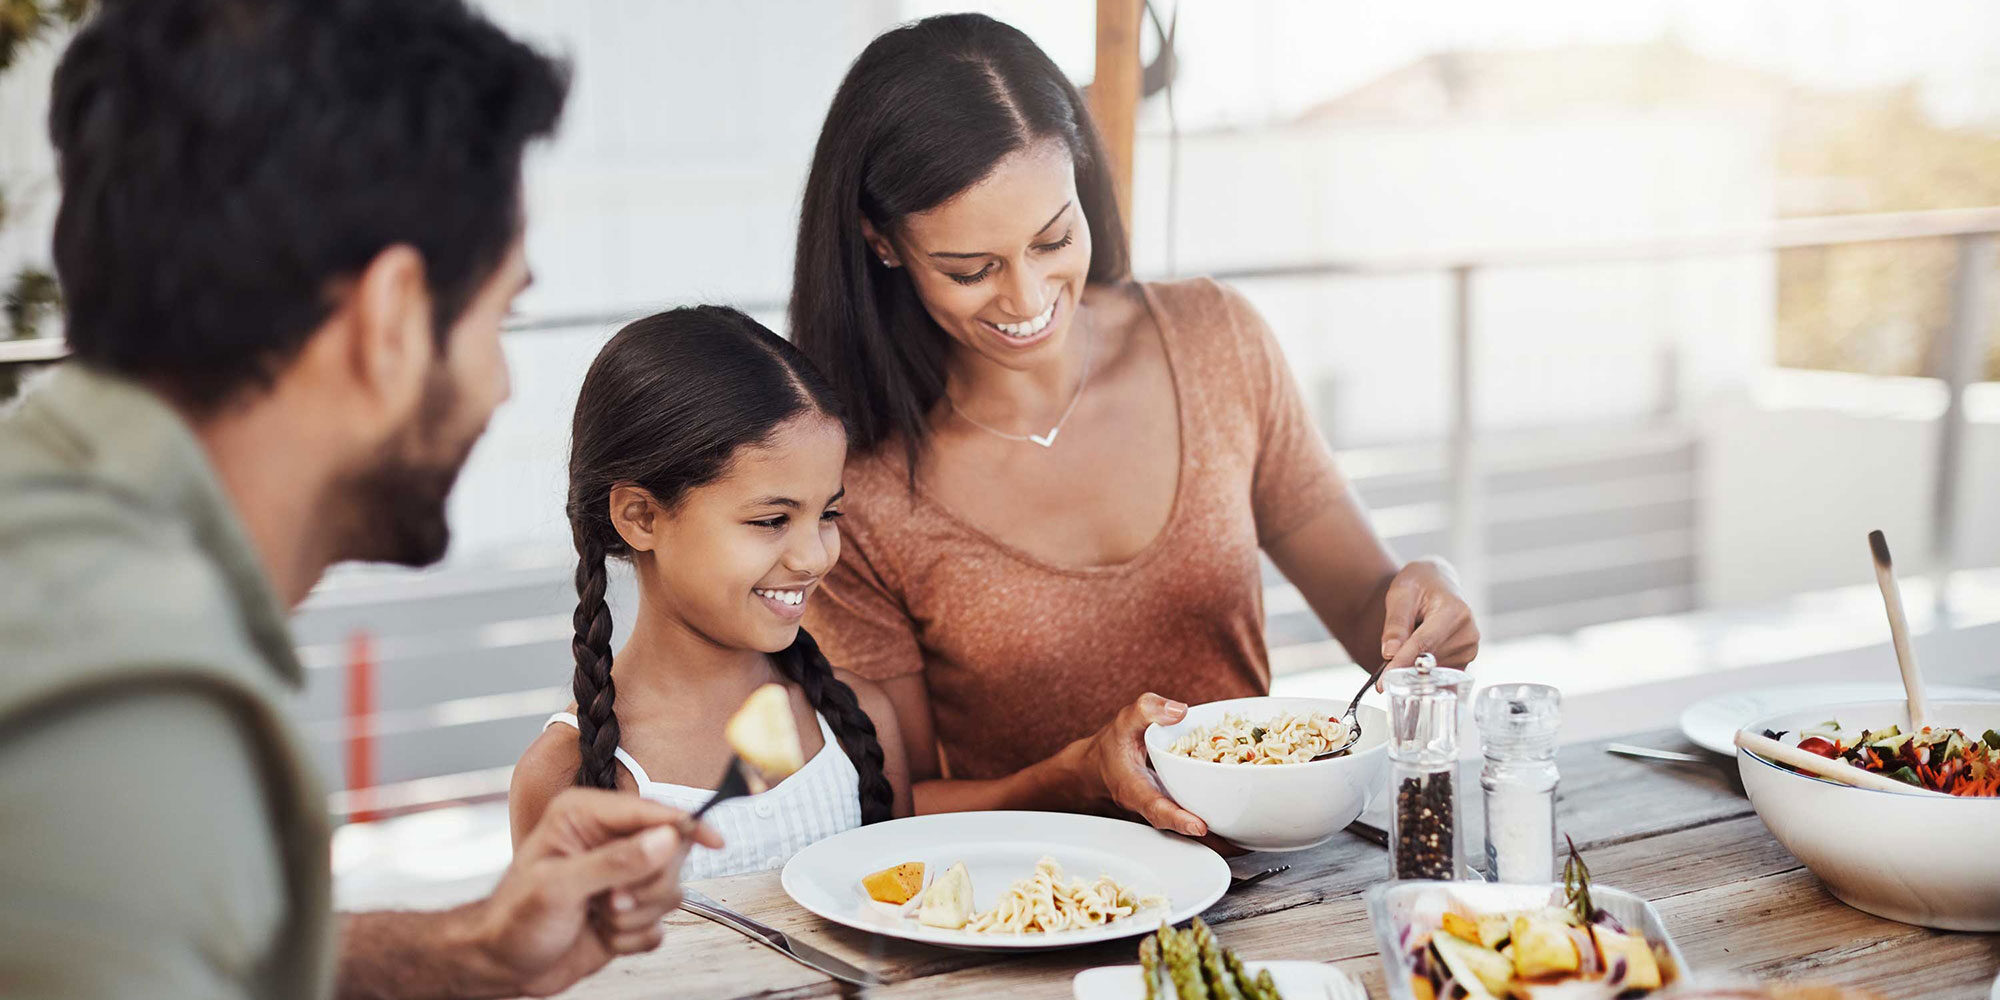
[8,205,2000,614]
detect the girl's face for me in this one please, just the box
[868,138,1093,374]
[622,411,849,654]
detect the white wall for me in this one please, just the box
[1699,369,2000,607]
[1129,112,1776,446]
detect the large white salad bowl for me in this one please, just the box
[1738,698,2000,931]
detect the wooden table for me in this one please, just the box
[558,727,2000,999]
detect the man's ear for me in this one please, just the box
[609,484,662,553]
[859,218,900,268]
[345,243,435,419]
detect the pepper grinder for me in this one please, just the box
[1385,654,1469,880]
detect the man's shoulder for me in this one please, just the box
[0,457,274,723]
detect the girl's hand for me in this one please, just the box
[1377,558,1480,686]
[1064,692,1208,838]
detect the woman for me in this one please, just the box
[792,13,1479,839]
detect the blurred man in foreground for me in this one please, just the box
[0,1,718,996]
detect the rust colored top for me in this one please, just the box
[805,278,1346,780]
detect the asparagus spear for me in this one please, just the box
[1165,925,1211,1000]
[1191,919,1248,1000]
[1139,930,1169,1000]
[1223,948,1263,1000]
[1224,948,1278,1000]
[1254,969,1281,1000]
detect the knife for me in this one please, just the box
[680,888,880,989]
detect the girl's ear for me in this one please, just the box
[859,217,900,268]
[608,484,662,553]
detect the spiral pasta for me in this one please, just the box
[1167,710,1355,764]
[963,857,1167,935]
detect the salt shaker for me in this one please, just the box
[1386,654,1468,880]
[1476,683,1562,884]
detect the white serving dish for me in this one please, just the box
[779,811,1229,951]
[1366,880,1693,999]
[1145,696,1389,852]
[1072,960,1367,1000]
[1737,698,2000,931]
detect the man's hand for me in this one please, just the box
[474,789,723,997]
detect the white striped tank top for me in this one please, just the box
[541,710,862,880]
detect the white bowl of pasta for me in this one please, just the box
[1145,695,1390,852]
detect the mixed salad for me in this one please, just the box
[1396,841,1675,1000]
[1764,720,2000,797]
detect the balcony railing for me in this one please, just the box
[7,206,1997,609]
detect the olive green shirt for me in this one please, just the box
[0,365,334,999]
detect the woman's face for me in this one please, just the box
[621,412,849,654]
[872,138,1094,373]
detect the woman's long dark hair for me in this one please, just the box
[789,13,1131,477]
[566,305,893,824]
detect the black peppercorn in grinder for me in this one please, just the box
[1385,654,1469,881]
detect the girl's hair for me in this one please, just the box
[566,305,893,824]
[789,12,1130,476]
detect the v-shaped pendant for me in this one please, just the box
[1027,427,1060,448]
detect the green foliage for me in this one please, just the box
[4,267,59,340]
[0,0,52,73]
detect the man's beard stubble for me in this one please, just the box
[335,365,483,569]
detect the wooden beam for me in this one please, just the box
[1090,0,1143,235]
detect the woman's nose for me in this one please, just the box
[1002,260,1047,320]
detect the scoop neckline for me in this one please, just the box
[906,280,1190,579]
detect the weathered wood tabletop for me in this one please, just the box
[557,727,2000,999]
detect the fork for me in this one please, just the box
[1227,864,1289,893]
[1311,653,1432,761]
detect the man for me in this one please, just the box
[0,1,721,997]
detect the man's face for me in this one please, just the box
[340,238,527,567]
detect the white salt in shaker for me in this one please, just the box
[1475,683,1562,884]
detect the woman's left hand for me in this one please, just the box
[1377,558,1479,677]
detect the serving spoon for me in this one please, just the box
[1868,530,1930,732]
[1310,653,1432,761]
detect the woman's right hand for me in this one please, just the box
[1065,692,1209,838]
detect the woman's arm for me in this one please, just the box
[873,673,1210,837]
[1218,276,1480,673]
[1267,503,1479,672]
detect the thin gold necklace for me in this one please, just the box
[946,309,1096,449]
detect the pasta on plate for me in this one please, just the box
[963,857,1167,935]
[1167,710,1356,764]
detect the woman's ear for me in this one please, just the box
[860,218,900,268]
[608,484,661,553]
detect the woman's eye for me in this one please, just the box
[821,509,845,522]
[1034,231,1074,253]
[948,264,995,285]
[749,515,788,529]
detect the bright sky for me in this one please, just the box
[902,0,2000,129]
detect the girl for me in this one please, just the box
[791,14,1479,836]
[510,306,911,878]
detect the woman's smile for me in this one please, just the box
[976,286,1065,351]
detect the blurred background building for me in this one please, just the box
[6,0,2000,907]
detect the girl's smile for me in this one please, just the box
[752,582,817,620]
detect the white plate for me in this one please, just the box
[1678,682,2000,755]
[1073,960,1366,1000]
[780,811,1228,951]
